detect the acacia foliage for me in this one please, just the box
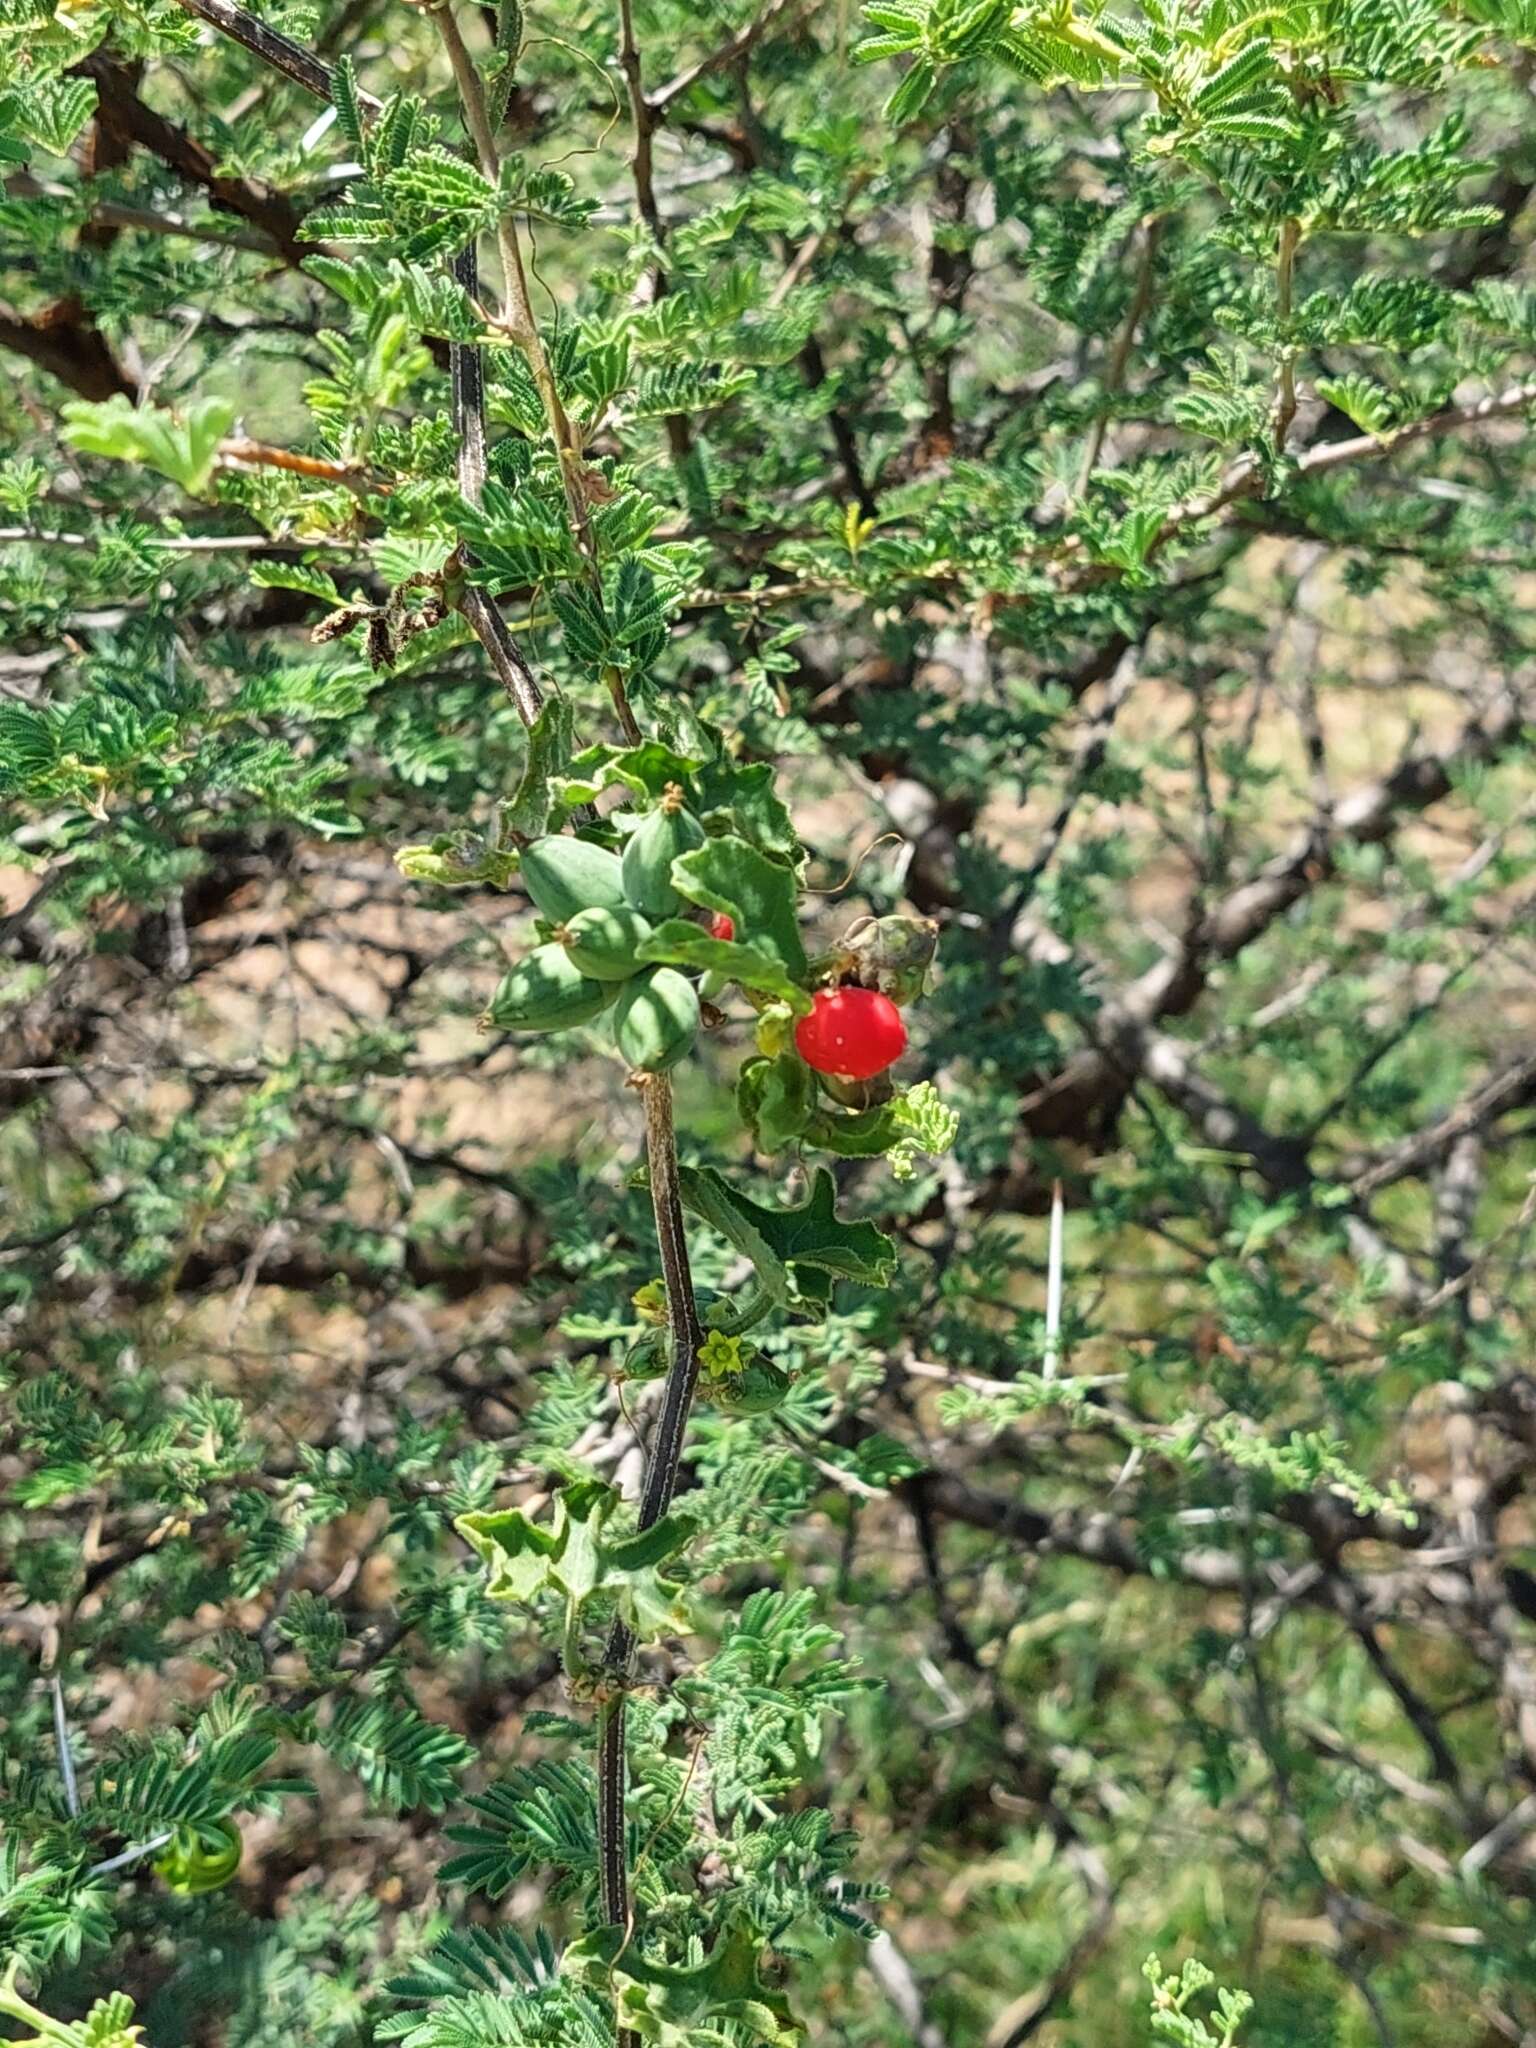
[3,0,1536,2042]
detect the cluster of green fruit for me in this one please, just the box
[483,787,708,1073]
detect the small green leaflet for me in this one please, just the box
[6,78,97,156]
[671,1165,896,1306]
[638,921,812,1012]
[59,395,236,496]
[0,705,57,793]
[456,1479,695,1647]
[566,1922,796,2047]
[670,836,807,976]
[504,694,577,837]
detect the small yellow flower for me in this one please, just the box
[700,1330,744,1381]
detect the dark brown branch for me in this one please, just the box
[1015,683,1533,1147]
[0,297,137,401]
[599,1073,706,1952]
[76,54,312,264]
[173,0,381,107]
[646,0,801,115]
[1353,1051,1536,1198]
[617,0,663,244]
[913,125,974,472]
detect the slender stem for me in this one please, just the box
[635,1074,705,1529]
[432,1,600,573]
[617,0,662,244]
[597,1688,630,1935]
[1273,216,1300,449]
[995,646,1141,933]
[173,0,381,107]
[171,2,547,726]
[646,0,799,114]
[614,0,695,473]
[1136,377,1536,573]
[598,1072,705,1994]
[219,436,378,491]
[434,3,642,736]
[451,243,545,725]
[1079,213,1161,493]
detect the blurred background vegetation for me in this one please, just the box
[5,0,1536,2041]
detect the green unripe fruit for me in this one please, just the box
[485,944,617,1032]
[711,1360,793,1414]
[520,836,627,924]
[561,904,655,981]
[620,1332,668,1382]
[621,783,705,918]
[613,965,700,1072]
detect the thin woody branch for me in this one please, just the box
[166,0,547,727]
[174,0,381,107]
[645,0,802,114]
[1136,378,1536,579]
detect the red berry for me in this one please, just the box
[709,912,735,943]
[793,986,907,1081]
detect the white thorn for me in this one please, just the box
[1042,1178,1065,1384]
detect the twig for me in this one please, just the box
[178,0,548,726]
[431,2,634,735]
[617,0,663,244]
[1146,377,1536,570]
[90,201,279,254]
[599,1074,705,1974]
[219,436,380,492]
[5,178,281,253]
[431,4,596,552]
[1272,216,1301,448]
[634,1075,706,1531]
[1352,1050,1536,1198]
[614,0,693,463]
[1079,213,1161,490]
[450,243,545,725]
[646,0,801,114]
[174,0,381,108]
[998,645,1140,932]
